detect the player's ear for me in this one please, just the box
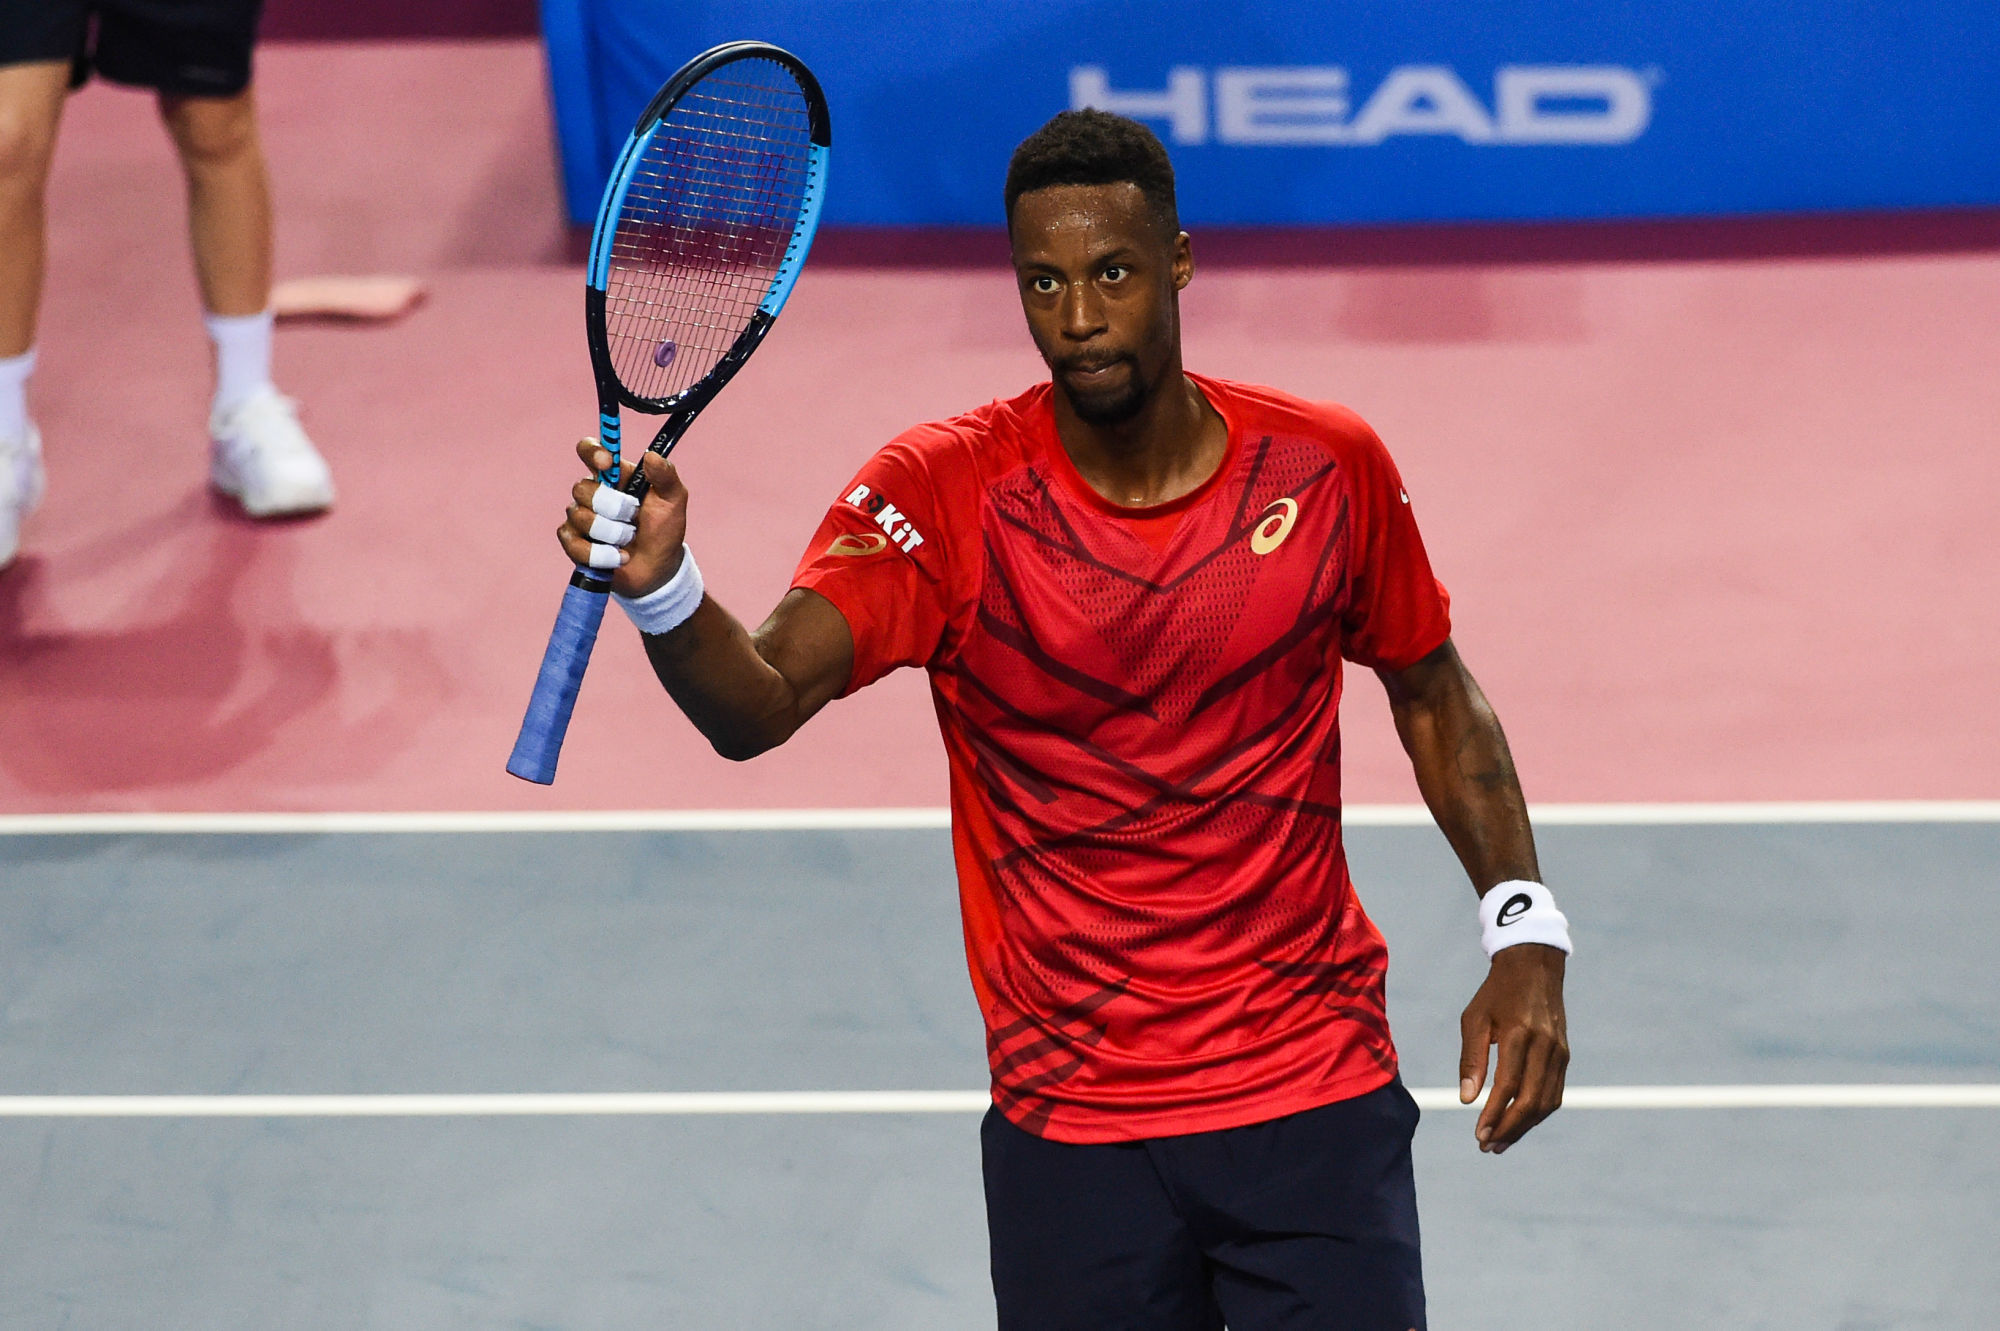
[1173,231,1193,290]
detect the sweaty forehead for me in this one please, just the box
[1009,183,1169,261]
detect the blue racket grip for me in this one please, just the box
[507,575,612,783]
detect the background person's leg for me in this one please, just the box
[0,58,70,564]
[0,60,71,361]
[159,88,271,321]
[86,0,328,514]
[157,87,329,515]
[161,90,285,429]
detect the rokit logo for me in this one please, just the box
[843,484,927,554]
[1073,64,1653,147]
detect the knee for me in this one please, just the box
[0,105,58,189]
[163,94,259,170]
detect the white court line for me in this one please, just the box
[2,1085,1997,1117]
[0,808,952,835]
[1,802,1997,836]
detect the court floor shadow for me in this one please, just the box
[0,495,443,798]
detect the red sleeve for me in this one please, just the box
[1337,419,1452,670]
[791,430,962,695]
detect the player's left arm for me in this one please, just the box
[1379,638,1569,1154]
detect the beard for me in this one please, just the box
[1059,355,1150,426]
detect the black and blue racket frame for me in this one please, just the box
[507,40,831,784]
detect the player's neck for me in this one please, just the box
[1053,370,1227,510]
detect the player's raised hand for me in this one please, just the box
[1459,943,1569,1154]
[558,439,690,599]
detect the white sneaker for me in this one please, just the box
[0,420,45,569]
[210,387,335,517]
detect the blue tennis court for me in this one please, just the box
[4,813,1994,1327]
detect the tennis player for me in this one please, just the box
[0,0,334,569]
[560,109,1570,1330]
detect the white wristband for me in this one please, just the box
[613,546,704,636]
[1479,880,1572,957]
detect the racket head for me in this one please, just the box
[584,42,831,416]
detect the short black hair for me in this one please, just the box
[1003,109,1179,238]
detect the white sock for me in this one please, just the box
[205,309,275,419]
[0,348,33,444]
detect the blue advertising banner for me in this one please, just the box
[542,0,2000,227]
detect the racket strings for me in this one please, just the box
[607,136,802,394]
[606,72,808,342]
[603,60,814,405]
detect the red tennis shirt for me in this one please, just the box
[791,373,1451,1142]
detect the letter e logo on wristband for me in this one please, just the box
[1479,880,1573,957]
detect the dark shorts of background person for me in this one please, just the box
[983,1076,1427,1331]
[0,0,264,97]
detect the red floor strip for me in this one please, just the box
[4,43,1996,812]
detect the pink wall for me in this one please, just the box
[7,42,1996,814]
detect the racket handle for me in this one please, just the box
[507,574,612,784]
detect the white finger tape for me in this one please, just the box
[1479,880,1573,957]
[586,542,623,571]
[588,513,635,547]
[591,486,639,523]
[614,546,704,636]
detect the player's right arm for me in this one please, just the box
[557,440,854,760]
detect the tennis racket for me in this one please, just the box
[507,41,830,785]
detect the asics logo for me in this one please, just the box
[826,532,889,557]
[1496,892,1533,927]
[1250,497,1299,555]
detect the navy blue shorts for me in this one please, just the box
[982,1077,1426,1331]
[0,0,263,97]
